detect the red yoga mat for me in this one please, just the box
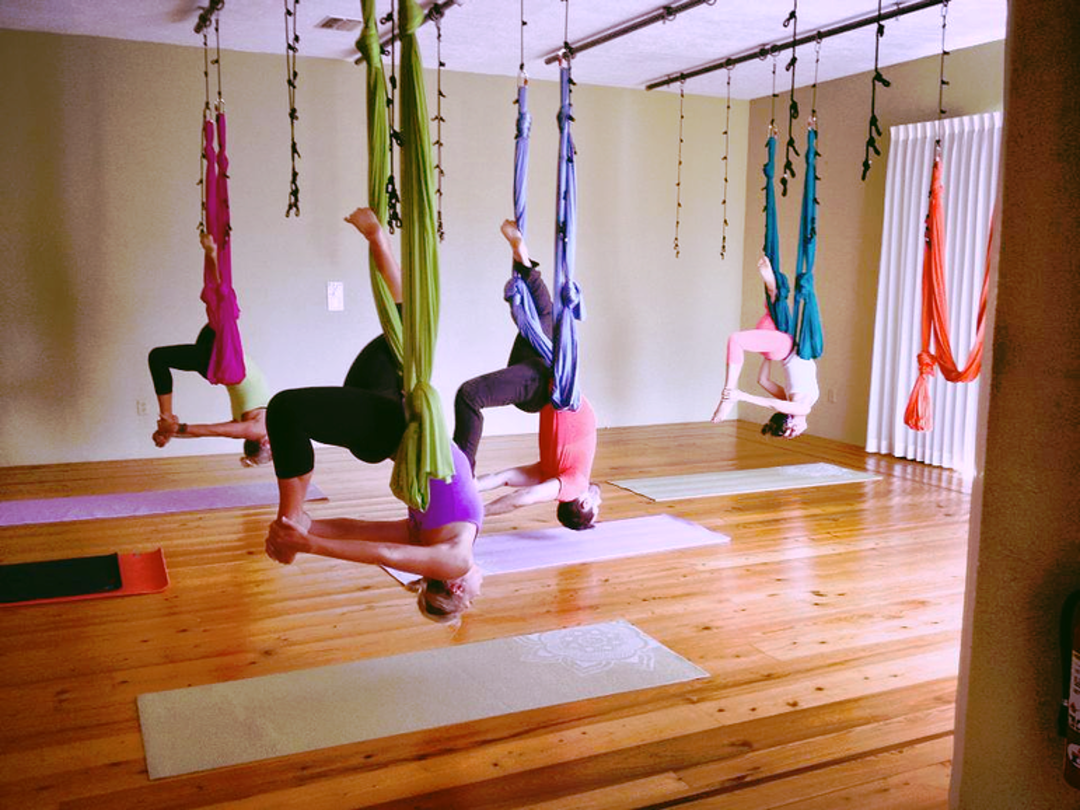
[0,549,169,608]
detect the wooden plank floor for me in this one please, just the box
[0,421,969,809]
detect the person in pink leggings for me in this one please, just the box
[711,255,820,438]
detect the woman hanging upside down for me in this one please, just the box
[148,231,272,466]
[711,254,820,438]
[264,207,483,623]
[459,219,602,531]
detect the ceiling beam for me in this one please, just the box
[541,0,719,65]
[644,0,944,90]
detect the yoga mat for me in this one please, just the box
[0,483,326,527]
[138,620,707,779]
[610,463,880,502]
[384,514,730,586]
[0,549,169,607]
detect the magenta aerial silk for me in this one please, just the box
[201,110,246,386]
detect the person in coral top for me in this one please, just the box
[476,394,601,531]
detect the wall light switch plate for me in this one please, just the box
[327,281,344,311]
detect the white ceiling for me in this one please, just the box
[0,1,1007,99]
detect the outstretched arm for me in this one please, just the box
[726,388,813,416]
[157,410,265,442]
[201,230,221,285]
[476,462,545,492]
[475,461,561,516]
[483,480,561,515]
[756,357,787,400]
[266,516,474,579]
[345,207,402,303]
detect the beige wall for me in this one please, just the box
[952,0,1080,806]
[0,28,1006,468]
[0,30,747,466]
[739,40,1004,445]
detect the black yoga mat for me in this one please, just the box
[0,553,123,604]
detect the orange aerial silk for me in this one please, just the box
[903,152,992,431]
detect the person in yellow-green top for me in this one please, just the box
[147,232,272,467]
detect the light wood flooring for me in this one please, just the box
[0,421,970,809]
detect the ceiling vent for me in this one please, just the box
[316,16,363,32]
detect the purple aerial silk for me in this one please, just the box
[550,64,583,412]
[201,110,245,385]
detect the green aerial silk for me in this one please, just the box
[357,0,403,364]
[357,0,452,510]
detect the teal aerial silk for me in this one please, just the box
[761,128,823,359]
[793,128,823,360]
[762,134,792,336]
[359,0,452,510]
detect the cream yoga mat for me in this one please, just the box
[138,620,708,779]
[610,463,880,502]
[384,514,730,586]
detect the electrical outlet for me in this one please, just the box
[327,281,345,311]
[827,388,836,404]
[136,399,148,416]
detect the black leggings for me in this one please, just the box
[267,335,406,480]
[453,262,555,471]
[453,354,551,471]
[148,325,214,395]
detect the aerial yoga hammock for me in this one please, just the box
[201,100,246,386]
[503,57,585,411]
[901,0,991,434]
[762,123,824,361]
[712,120,823,437]
[262,0,479,624]
[902,148,991,432]
[361,0,453,510]
[192,17,245,386]
[464,37,599,531]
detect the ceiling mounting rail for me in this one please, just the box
[645,0,943,90]
[542,0,718,64]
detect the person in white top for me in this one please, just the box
[711,255,820,438]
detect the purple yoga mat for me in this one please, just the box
[0,483,326,528]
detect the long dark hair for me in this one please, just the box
[761,412,790,437]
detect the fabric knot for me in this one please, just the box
[503,276,524,305]
[794,272,815,297]
[917,351,937,376]
[561,281,585,320]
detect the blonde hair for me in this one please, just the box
[414,567,483,624]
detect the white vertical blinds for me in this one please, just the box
[866,112,1002,473]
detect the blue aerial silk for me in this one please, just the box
[504,77,554,366]
[793,128,824,359]
[763,134,793,336]
[513,83,530,238]
[503,64,584,411]
[550,64,584,411]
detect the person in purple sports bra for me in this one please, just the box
[266,442,483,623]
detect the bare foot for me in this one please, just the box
[758,254,777,300]
[504,218,527,245]
[345,207,382,241]
[710,389,737,423]
[199,230,217,259]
